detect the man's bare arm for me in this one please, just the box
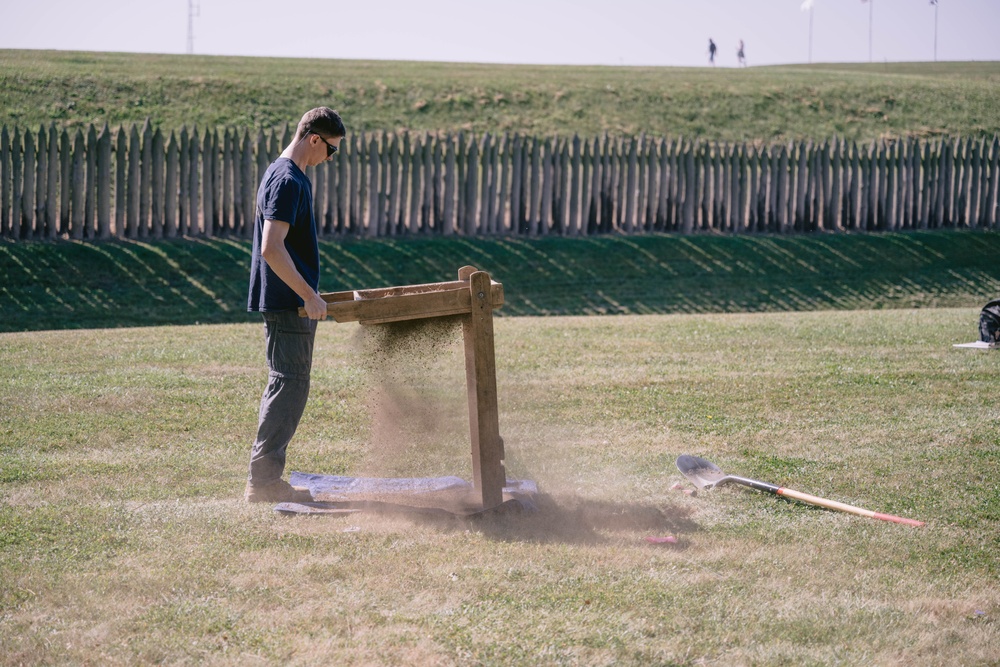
[260,219,328,320]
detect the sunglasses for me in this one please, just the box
[313,133,339,157]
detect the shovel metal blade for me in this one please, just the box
[675,454,729,490]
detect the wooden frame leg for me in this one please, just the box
[461,267,505,509]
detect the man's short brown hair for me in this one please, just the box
[295,107,346,141]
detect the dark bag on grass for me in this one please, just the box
[980,300,1000,345]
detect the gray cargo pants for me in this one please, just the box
[247,310,317,485]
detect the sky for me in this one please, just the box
[1,0,998,68]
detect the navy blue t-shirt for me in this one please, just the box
[247,158,319,312]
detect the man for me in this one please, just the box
[245,107,345,503]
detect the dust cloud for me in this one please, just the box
[342,316,693,542]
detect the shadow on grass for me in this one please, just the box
[468,494,701,546]
[2,230,998,332]
[327,493,702,546]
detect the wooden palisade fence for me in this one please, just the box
[1,122,998,241]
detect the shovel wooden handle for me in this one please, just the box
[777,487,925,527]
[677,458,926,528]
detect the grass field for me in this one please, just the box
[3,231,1000,333]
[3,45,999,665]
[1,307,998,665]
[2,50,999,141]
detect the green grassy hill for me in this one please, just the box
[2,231,998,333]
[2,50,998,142]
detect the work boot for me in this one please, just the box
[245,479,313,503]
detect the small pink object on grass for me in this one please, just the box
[645,535,678,545]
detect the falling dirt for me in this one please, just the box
[352,315,470,480]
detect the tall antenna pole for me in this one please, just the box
[801,0,815,64]
[187,0,199,55]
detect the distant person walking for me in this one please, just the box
[737,39,746,67]
[245,106,346,504]
[708,38,717,66]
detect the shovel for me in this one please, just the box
[675,455,924,527]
